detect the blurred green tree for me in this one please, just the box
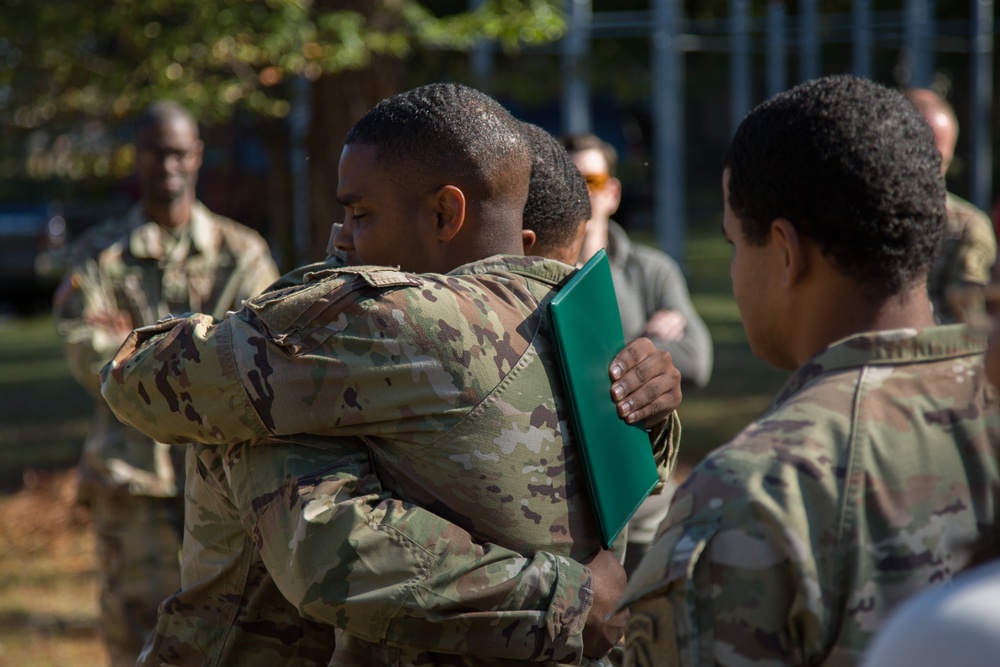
[0,0,565,264]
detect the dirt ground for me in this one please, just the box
[0,468,105,667]
[0,463,693,667]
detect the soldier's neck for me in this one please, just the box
[578,217,609,265]
[146,195,194,231]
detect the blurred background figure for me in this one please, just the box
[905,88,998,324]
[52,101,279,666]
[560,132,711,574]
[559,133,713,389]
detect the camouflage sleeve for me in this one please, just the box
[54,251,130,397]
[100,313,268,445]
[265,255,347,292]
[953,207,998,287]
[618,458,828,666]
[230,438,595,663]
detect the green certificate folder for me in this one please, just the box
[548,249,660,549]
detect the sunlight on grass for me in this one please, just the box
[0,314,91,486]
[0,471,103,667]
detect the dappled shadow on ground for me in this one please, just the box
[0,468,90,550]
[0,468,104,667]
[0,609,99,638]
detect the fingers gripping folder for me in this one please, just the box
[548,249,660,549]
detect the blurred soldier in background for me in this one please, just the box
[904,87,998,324]
[559,132,713,390]
[53,100,279,666]
[559,132,707,574]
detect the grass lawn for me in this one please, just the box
[0,219,788,664]
[0,314,92,490]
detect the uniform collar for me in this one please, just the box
[771,324,987,408]
[447,254,577,287]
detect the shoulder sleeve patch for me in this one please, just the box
[623,596,681,667]
[334,265,422,289]
[620,519,719,607]
[243,278,356,334]
[240,266,421,353]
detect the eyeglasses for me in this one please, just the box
[583,172,611,193]
[136,147,197,168]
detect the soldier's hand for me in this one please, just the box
[609,337,682,427]
[85,310,134,342]
[581,549,629,657]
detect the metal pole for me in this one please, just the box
[970,0,993,211]
[765,1,787,98]
[904,0,932,87]
[469,0,494,86]
[290,76,311,266]
[730,0,751,134]
[799,0,819,82]
[561,0,592,134]
[651,0,685,263]
[852,0,873,78]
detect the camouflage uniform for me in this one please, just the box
[618,325,1000,667]
[101,255,676,666]
[54,201,279,666]
[927,193,998,323]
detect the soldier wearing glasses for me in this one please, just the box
[560,132,713,575]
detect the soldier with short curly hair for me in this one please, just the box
[619,74,1000,666]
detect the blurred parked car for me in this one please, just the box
[0,203,68,312]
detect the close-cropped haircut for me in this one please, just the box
[724,75,946,298]
[135,100,198,137]
[344,83,529,216]
[521,123,591,255]
[559,132,619,176]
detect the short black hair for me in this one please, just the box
[135,100,198,138]
[521,122,591,255]
[345,83,529,220]
[559,132,618,176]
[724,75,945,298]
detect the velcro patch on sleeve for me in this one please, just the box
[335,266,422,289]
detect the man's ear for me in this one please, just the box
[606,176,623,215]
[432,185,466,242]
[190,139,205,170]
[521,229,538,255]
[771,218,807,288]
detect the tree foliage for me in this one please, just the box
[0,0,565,128]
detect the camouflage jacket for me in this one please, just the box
[55,201,279,497]
[618,325,1000,667]
[102,255,675,666]
[927,192,998,323]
